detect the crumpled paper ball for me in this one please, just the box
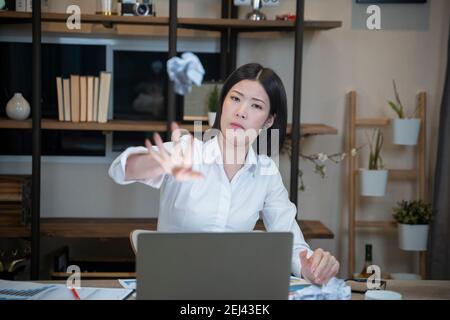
[289,277,352,300]
[166,52,205,96]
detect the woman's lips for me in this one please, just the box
[230,122,245,130]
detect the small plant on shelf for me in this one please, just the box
[359,129,388,197]
[392,200,433,225]
[387,79,421,146]
[207,85,219,127]
[393,200,434,251]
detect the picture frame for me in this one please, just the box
[183,82,223,121]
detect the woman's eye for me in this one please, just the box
[252,104,262,109]
[230,96,240,102]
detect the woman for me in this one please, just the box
[109,63,339,284]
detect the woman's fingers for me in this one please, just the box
[309,249,324,274]
[314,252,331,282]
[145,138,165,166]
[322,260,339,284]
[182,135,195,167]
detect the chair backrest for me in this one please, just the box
[129,229,155,255]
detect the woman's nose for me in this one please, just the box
[235,104,247,119]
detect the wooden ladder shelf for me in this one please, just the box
[347,90,427,279]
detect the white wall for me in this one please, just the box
[0,0,448,278]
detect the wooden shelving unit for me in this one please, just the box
[347,90,427,279]
[0,11,342,32]
[0,117,337,137]
[0,0,342,278]
[0,217,333,240]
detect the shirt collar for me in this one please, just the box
[203,135,258,171]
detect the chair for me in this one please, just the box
[129,229,155,254]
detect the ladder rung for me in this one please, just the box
[356,220,397,228]
[355,118,390,127]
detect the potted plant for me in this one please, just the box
[393,200,434,251]
[207,85,219,127]
[359,129,388,197]
[387,80,421,146]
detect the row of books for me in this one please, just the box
[55,72,111,123]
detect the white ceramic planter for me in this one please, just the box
[392,119,421,146]
[208,112,216,127]
[359,169,388,197]
[398,223,429,251]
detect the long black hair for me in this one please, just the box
[212,63,287,155]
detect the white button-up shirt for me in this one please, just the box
[108,135,312,277]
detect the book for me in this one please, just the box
[87,76,94,122]
[97,71,112,123]
[62,78,71,122]
[93,76,99,122]
[55,77,64,121]
[70,75,80,122]
[80,76,87,122]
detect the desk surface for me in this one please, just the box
[40,279,450,300]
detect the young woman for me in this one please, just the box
[109,63,340,284]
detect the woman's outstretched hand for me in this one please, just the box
[299,248,340,285]
[145,122,204,181]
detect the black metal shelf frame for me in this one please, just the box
[24,0,305,279]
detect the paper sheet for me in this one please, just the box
[0,279,133,300]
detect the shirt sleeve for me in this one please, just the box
[108,146,167,189]
[261,167,314,278]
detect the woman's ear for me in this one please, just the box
[264,114,275,129]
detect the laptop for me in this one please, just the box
[136,232,293,300]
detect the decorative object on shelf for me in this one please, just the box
[282,140,357,192]
[183,82,222,123]
[393,200,434,251]
[207,84,220,127]
[388,80,421,146]
[359,129,388,197]
[6,93,30,120]
[96,0,117,16]
[246,0,266,21]
[0,0,6,10]
[276,13,296,21]
[118,0,155,16]
[15,0,25,12]
[167,52,205,96]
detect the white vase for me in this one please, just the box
[398,223,429,251]
[359,169,388,197]
[392,119,421,146]
[208,112,216,127]
[6,93,30,120]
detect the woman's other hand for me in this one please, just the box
[299,248,340,285]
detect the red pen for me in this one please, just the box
[70,287,81,300]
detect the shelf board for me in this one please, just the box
[354,169,417,180]
[0,12,342,32]
[0,218,334,239]
[355,117,391,127]
[0,118,337,137]
[356,220,397,228]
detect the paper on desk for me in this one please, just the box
[118,279,136,290]
[289,277,351,300]
[0,279,133,300]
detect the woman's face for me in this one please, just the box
[220,79,274,147]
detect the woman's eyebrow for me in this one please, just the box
[231,90,266,105]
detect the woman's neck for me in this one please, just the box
[218,132,248,167]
